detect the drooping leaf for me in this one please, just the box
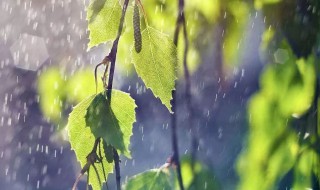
[124,169,172,190]
[87,0,122,49]
[67,95,113,190]
[85,90,137,158]
[132,26,177,112]
[103,141,114,163]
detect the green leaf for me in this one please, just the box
[85,90,136,158]
[124,169,172,190]
[132,26,177,112]
[103,141,114,163]
[87,0,122,49]
[67,95,113,190]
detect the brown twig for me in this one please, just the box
[72,138,102,190]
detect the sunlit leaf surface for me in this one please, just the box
[132,26,177,112]
[86,90,137,158]
[124,169,172,190]
[67,95,113,190]
[87,0,122,49]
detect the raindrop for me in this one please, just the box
[42,165,48,175]
[45,146,49,154]
[7,118,11,126]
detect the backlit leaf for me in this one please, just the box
[67,95,113,190]
[124,169,172,190]
[87,0,122,49]
[85,90,137,158]
[132,26,177,112]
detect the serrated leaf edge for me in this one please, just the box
[131,26,178,114]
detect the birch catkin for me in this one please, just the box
[133,4,142,53]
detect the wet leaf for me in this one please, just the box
[124,169,172,190]
[85,90,137,158]
[87,0,122,49]
[67,95,113,190]
[132,26,177,113]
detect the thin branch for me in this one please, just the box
[99,140,109,189]
[86,0,129,189]
[180,9,198,169]
[86,167,90,190]
[113,148,121,190]
[171,0,191,189]
[103,0,130,189]
[92,163,102,189]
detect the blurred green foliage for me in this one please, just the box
[222,1,249,69]
[180,156,220,190]
[237,40,318,189]
[37,68,103,126]
[237,0,320,188]
[38,68,66,124]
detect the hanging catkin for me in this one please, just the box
[133,3,142,53]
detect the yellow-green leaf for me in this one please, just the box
[67,95,113,190]
[87,0,122,49]
[124,169,172,190]
[132,26,177,113]
[85,90,137,158]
